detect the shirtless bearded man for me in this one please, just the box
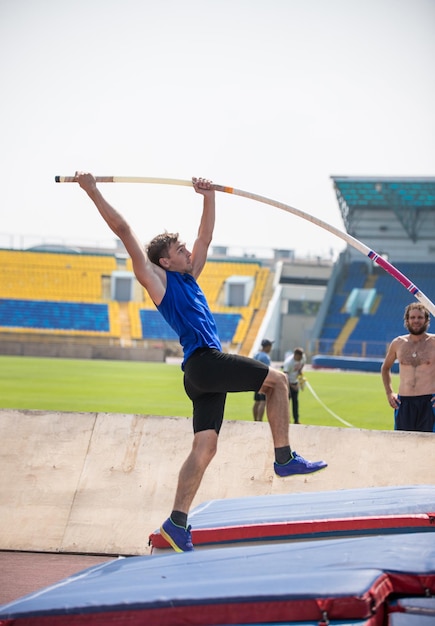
[381,302,435,432]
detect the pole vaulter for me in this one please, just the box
[55,175,435,317]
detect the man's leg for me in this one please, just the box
[261,368,327,476]
[261,368,291,447]
[253,399,266,421]
[173,429,218,513]
[257,399,266,421]
[291,388,300,423]
[160,429,217,552]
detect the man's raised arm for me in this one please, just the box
[190,177,215,279]
[75,171,166,304]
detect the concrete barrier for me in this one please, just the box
[0,409,433,556]
[0,340,165,361]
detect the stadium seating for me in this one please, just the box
[317,261,435,357]
[0,250,116,302]
[4,247,433,359]
[0,299,109,333]
[0,250,269,351]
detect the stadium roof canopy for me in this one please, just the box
[331,176,435,243]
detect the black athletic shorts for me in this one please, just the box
[394,394,435,432]
[183,348,269,434]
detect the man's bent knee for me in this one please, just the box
[260,368,288,393]
[192,429,218,461]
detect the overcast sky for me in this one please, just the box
[1,0,433,259]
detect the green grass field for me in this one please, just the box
[0,355,396,430]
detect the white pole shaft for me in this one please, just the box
[55,175,435,316]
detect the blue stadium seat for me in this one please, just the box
[318,262,435,357]
[0,299,110,332]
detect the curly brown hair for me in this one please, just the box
[146,232,179,267]
[403,302,430,328]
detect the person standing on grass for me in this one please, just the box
[252,339,273,421]
[283,347,306,424]
[75,172,327,553]
[381,302,435,432]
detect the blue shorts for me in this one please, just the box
[394,394,435,432]
[183,348,269,434]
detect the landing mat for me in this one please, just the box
[150,485,435,550]
[1,532,434,625]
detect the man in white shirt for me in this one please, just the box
[283,347,306,424]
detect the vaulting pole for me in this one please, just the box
[55,175,435,316]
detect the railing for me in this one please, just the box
[309,338,391,359]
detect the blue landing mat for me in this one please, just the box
[397,596,435,614]
[389,615,435,625]
[1,532,434,625]
[150,485,435,550]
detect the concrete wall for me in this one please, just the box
[0,409,434,556]
[0,340,164,361]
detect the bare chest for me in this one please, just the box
[398,339,432,367]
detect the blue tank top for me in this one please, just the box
[157,271,222,367]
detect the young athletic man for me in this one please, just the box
[76,172,327,552]
[381,302,435,432]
